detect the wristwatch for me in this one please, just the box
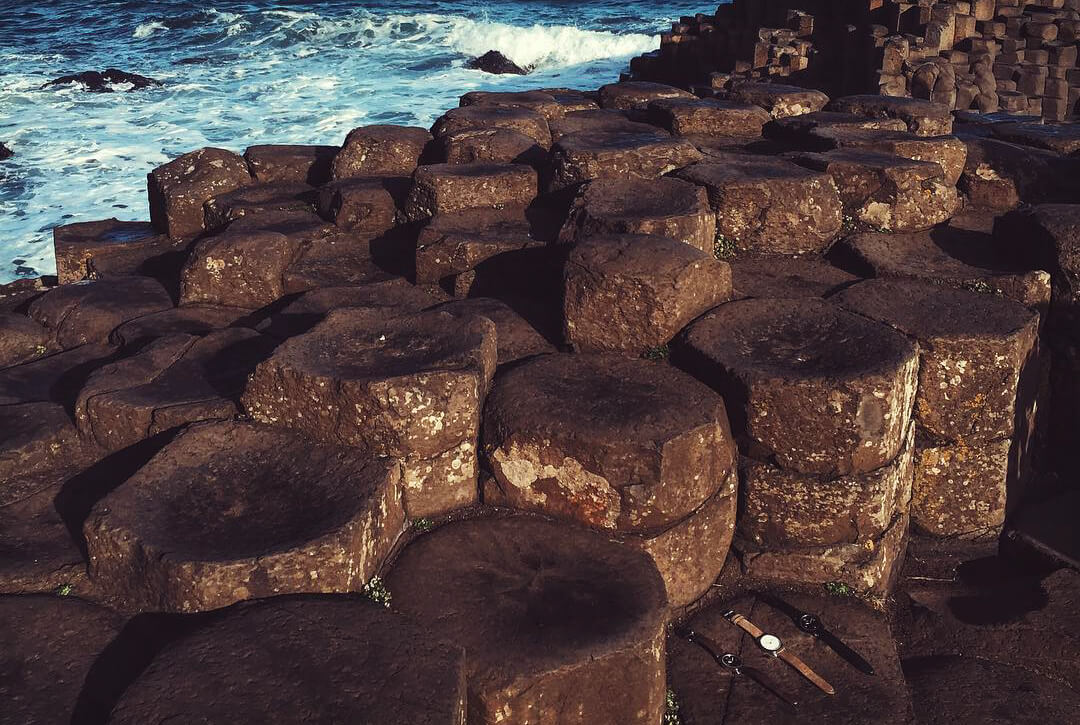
[723,610,835,695]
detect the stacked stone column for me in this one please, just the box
[673,298,920,595]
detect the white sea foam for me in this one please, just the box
[133,21,167,38]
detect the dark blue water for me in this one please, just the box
[0,1,710,281]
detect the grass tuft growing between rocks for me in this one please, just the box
[55,583,73,597]
[363,575,392,608]
[824,580,855,597]
[412,517,434,533]
[663,688,683,725]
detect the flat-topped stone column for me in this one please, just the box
[385,516,669,724]
[85,420,406,612]
[108,597,468,724]
[243,309,497,517]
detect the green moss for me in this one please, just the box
[824,581,855,597]
[642,344,670,361]
[362,575,392,608]
[412,517,434,533]
[663,689,683,725]
[55,583,73,597]
[962,279,1001,296]
[713,233,736,260]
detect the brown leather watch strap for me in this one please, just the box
[729,613,764,638]
[779,649,835,695]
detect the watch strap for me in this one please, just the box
[729,613,765,639]
[778,649,835,695]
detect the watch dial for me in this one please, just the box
[759,634,782,652]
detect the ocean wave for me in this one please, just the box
[133,20,167,38]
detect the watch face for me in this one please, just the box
[759,634,782,652]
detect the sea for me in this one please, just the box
[0,0,714,283]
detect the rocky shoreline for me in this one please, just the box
[3,7,1080,723]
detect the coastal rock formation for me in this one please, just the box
[467,50,529,75]
[4,25,1080,719]
[0,142,12,160]
[43,68,161,92]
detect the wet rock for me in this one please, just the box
[330,125,432,180]
[673,298,918,476]
[903,655,1080,725]
[547,131,703,192]
[833,279,1039,445]
[256,279,444,341]
[85,420,405,612]
[52,219,189,286]
[433,128,546,167]
[147,147,253,240]
[729,254,858,299]
[316,176,407,236]
[0,313,49,369]
[789,149,960,232]
[549,108,668,143]
[28,277,173,349]
[467,50,528,75]
[179,228,305,308]
[912,436,1012,538]
[557,176,716,254]
[403,162,538,221]
[243,309,496,518]
[827,95,953,137]
[431,297,555,366]
[598,81,696,110]
[0,142,12,160]
[108,597,468,724]
[647,97,772,137]
[673,153,843,255]
[0,596,122,723]
[738,511,909,595]
[482,353,736,531]
[728,82,829,119]
[43,68,160,92]
[670,593,914,725]
[432,106,552,149]
[243,144,337,185]
[75,329,275,452]
[385,516,668,724]
[739,423,914,549]
[563,234,731,354]
[109,304,255,348]
[828,230,1051,310]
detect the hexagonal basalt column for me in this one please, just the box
[557,176,716,253]
[243,309,497,518]
[385,516,668,724]
[84,421,406,612]
[563,234,732,355]
[482,353,736,532]
[673,153,843,255]
[547,131,703,192]
[108,597,467,724]
[673,298,919,476]
[403,163,538,221]
[148,147,253,240]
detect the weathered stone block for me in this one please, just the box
[330,125,432,179]
[148,147,253,240]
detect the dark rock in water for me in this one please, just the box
[0,143,11,160]
[467,50,528,75]
[43,68,161,92]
